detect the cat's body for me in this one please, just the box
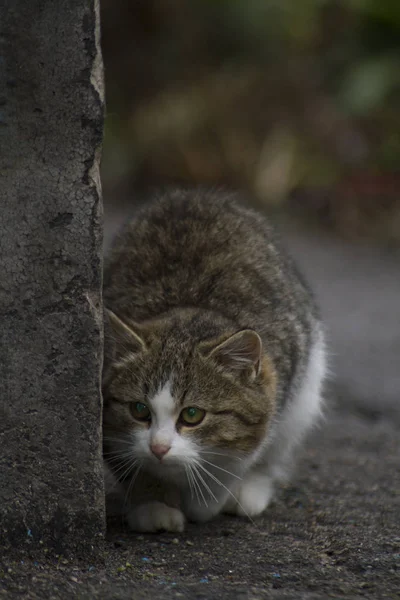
[103,189,326,532]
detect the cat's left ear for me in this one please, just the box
[200,329,262,377]
[105,309,147,361]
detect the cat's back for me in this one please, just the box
[104,188,315,331]
[106,188,268,271]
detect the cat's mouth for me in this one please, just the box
[149,455,183,468]
[146,457,187,482]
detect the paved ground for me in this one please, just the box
[282,219,400,425]
[1,414,399,599]
[1,197,399,599]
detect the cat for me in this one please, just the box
[102,188,326,532]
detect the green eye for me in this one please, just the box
[131,402,151,421]
[180,407,206,426]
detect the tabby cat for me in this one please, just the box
[103,189,326,532]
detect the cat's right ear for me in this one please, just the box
[105,309,146,363]
[199,329,262,378]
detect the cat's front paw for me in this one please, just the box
[127,502,185,533]
[224,473,274,518]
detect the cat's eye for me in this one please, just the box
[180,407,205,426]
[131,401,151,421]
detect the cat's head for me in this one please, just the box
[102,310,277,484]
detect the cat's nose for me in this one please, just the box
[150,443,171,460]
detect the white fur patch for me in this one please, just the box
[133,380,201,478]
[127,501,185,532]
[149,381,176,448]
[282,328,326,435]
[224,473,275,517]
[151,381,175,419]
[263,326,327,481]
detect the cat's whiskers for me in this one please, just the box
[103,435,134,446]
[188,465,201,504]
[191,465,209,507]
[104,459,129,494]
[185,465,194,500]
[104,449,134,465]
[184,465,195,501]
[188,464,203,506]
[104,447,137,471]
[192,464,218,504]
[194,459,255,526]
[200,451,243,461]
[106,460,135,490]
[199,458,242,480]
[123,461,143,510]
[112,457,140,482]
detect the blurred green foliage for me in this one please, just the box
[101,0,400,234]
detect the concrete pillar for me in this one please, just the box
[0,0,105,552]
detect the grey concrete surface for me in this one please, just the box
[0,0,105,551]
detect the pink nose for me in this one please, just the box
[150,443,170,460]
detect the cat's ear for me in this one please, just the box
[105,309,146,362]
[201,329,262,377]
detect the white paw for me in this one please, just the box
[183,500,221,524]
[127,502,185,533]
[224,473,274,517]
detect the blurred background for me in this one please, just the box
[100,0,400,421]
